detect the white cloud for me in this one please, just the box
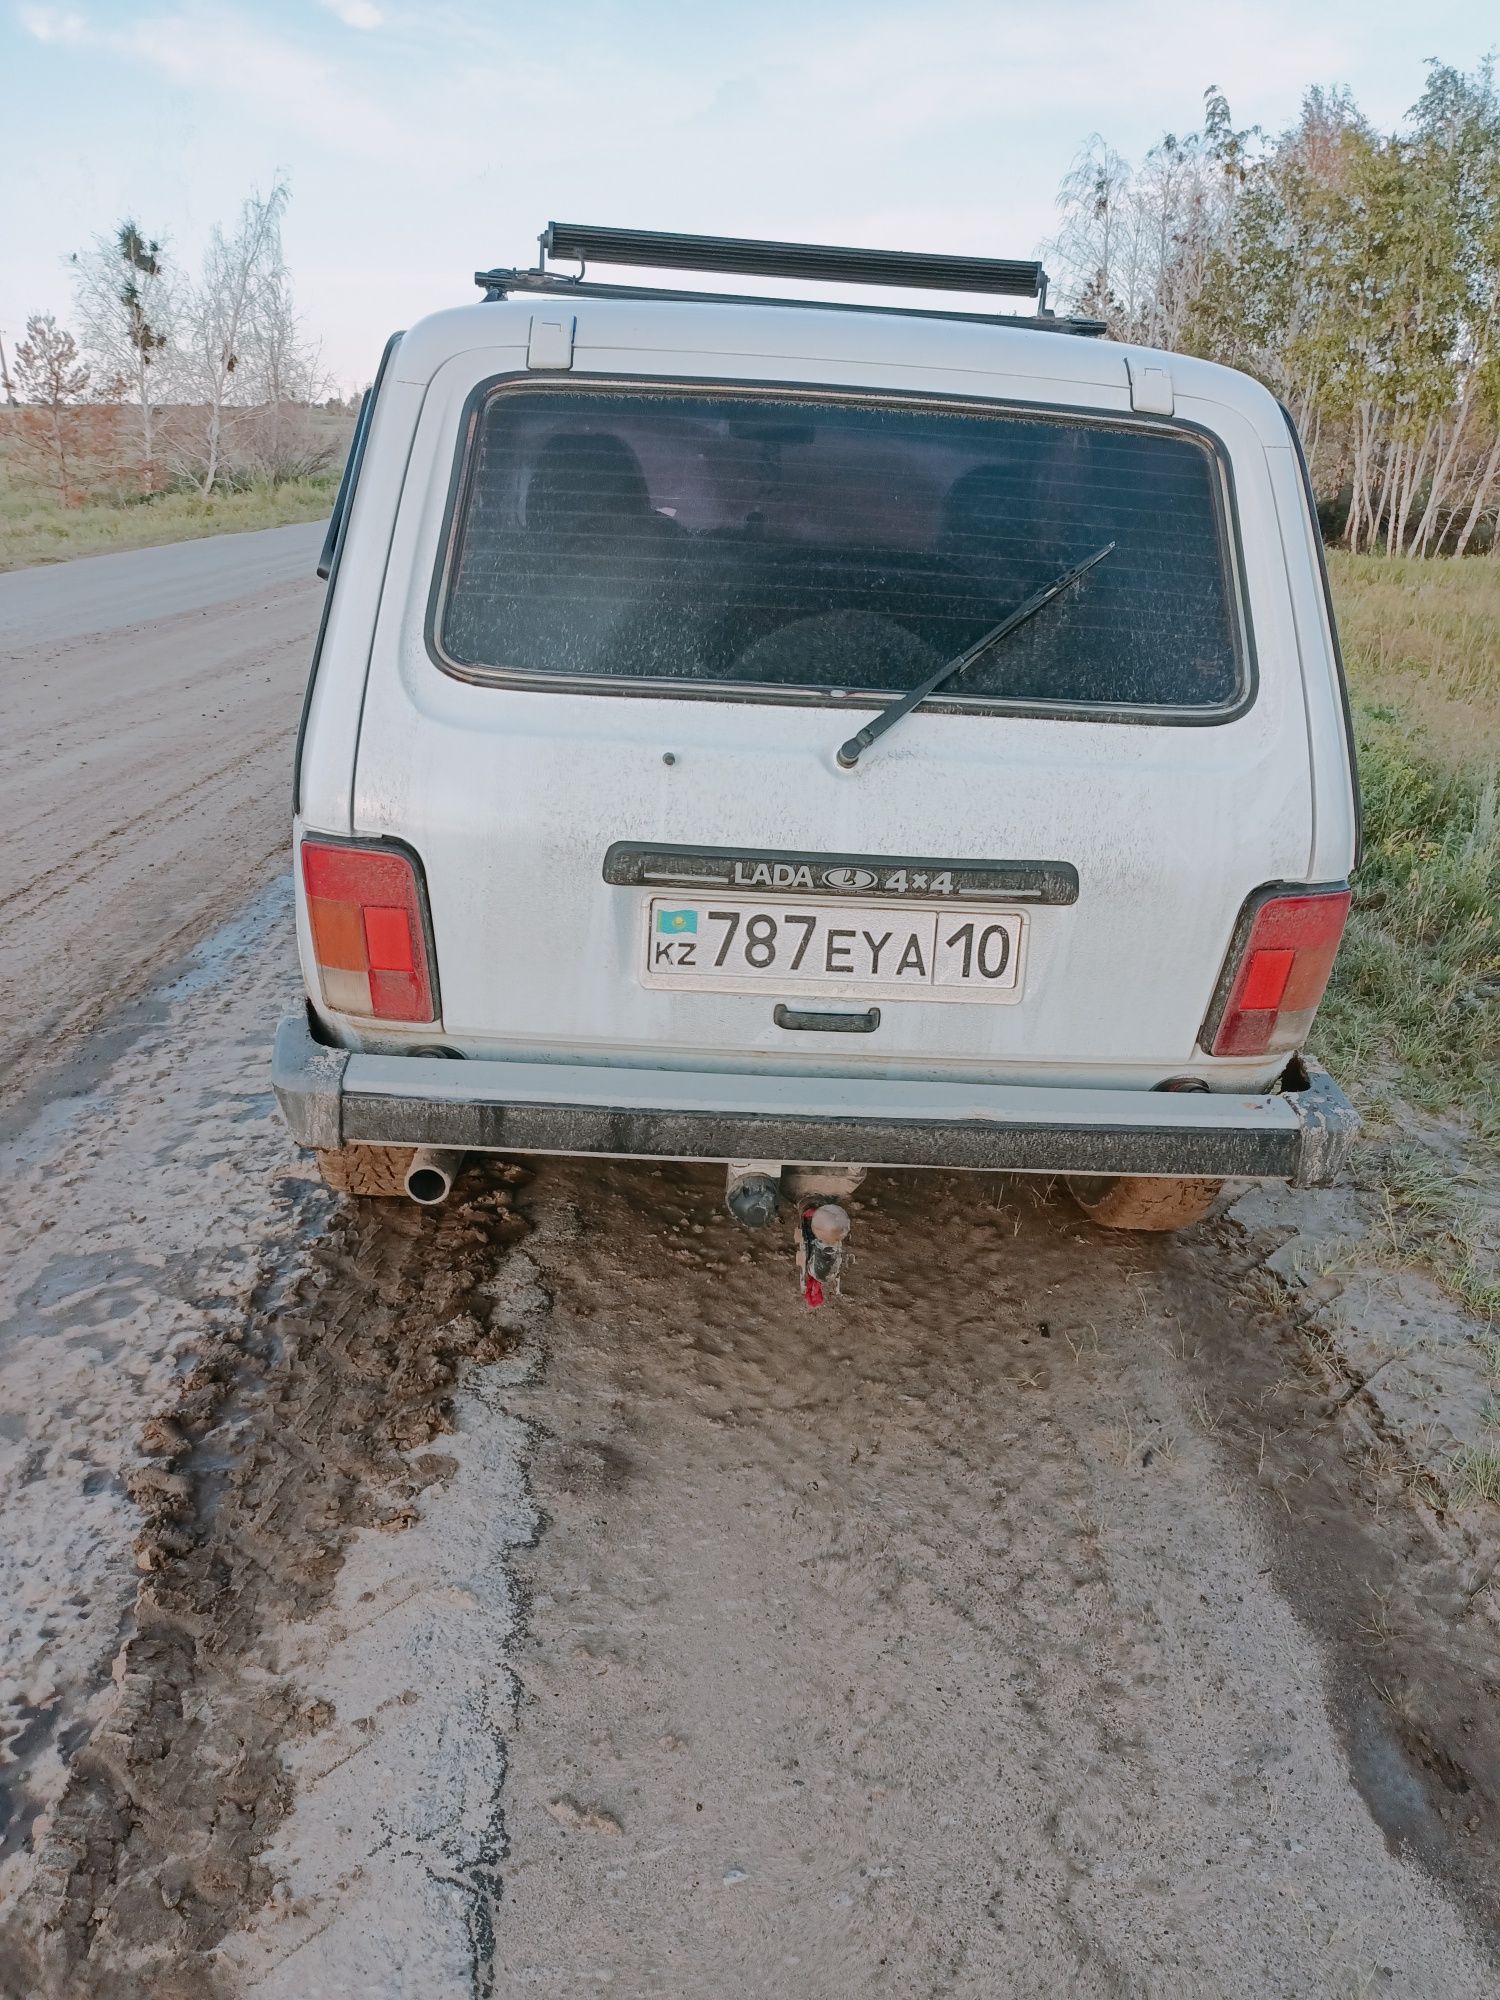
[19,4,411,162]
[678,3,1350,156]
[320,0,383,27]
[14,1,1351,201]
[18,4,87,42]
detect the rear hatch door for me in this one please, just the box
[351,317,1310,1081]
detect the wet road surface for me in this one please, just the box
[0,527,321,1108]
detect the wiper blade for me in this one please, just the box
[836,541,1115,769]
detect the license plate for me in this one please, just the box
[642,896,1026,1004]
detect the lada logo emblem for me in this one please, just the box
[821,866,879,891]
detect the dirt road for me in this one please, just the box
[1,908,1497,1998]
[0,523,324,648]
[2,536,1499,1997]
[0,524,323,1114]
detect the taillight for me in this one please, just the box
[301,839,438,1023]
[1204,885,1350,1058]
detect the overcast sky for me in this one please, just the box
[3,0,1494,388]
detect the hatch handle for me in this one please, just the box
[774,1004,881,1034]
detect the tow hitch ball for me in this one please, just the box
[797,1202,851,1309]
[724,1163,859,1307]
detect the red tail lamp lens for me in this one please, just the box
[1208,888,1350,1058]
[301,840,437,1023]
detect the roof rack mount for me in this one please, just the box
[510,221,1049,311]
[472,223,1112,334]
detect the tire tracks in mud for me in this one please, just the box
[0,575,318,1106]
[7,1159,1500,1997]
[0,720,294,924]
[1,1177,530,2000]
[497,1164,1500,1996]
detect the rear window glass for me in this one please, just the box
[437,387,1244,713]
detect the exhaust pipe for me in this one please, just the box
[405,1147,467,1205]
[726,1161,783,1229]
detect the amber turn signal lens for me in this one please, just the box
[301,839,437,1023]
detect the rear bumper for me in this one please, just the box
[273,1010,1359,1186]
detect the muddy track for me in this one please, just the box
[490,1163,1500,1995]
[5,1147,1500,1996]
[2,1178,529,2000]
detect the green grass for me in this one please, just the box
[1370,1144,1500,1324]
[0,472,339,572]
[1449,1443,1500,1508]
[1327,552,1500,765]
[1318,555,1500,1143]
[1318,553,1500,1330]
[1315,712,1500,1139]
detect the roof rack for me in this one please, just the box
[473,222,1106,337]
[535,221,1046,305]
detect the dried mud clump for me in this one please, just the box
[3,1169,528,2000]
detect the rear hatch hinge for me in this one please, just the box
[527,312,575,370]
[1126,356,1174,416]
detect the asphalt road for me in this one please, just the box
[0,520,325,650]
[0,524,324,1109]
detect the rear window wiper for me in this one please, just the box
[836,542,1115,768]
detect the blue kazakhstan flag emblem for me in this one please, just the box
[657,908,698,935]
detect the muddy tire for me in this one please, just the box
[314,1144,416,1198]
[1067,1174,1224,1232]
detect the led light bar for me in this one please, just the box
[537,222,1047,303]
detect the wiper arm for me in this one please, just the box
[836,542,1115,769]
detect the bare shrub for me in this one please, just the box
[10,314,115,505]
[230,403,341,487]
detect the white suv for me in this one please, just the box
[275,222,1359,1251]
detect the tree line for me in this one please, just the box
[1,178,348,507]
[11,70,1496,552]
[1049,62,1500,556]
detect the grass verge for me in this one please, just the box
[1320,554,1500,1142]
[1318,552,1500,1339]
[0,474,338,572]
[1315,711,1500,1140]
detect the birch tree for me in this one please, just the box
[1048,90,1253,347]
[1053,66,1500,556]
[235,258,336,483]
[1409,64,1500,555]
[170,178,290,495]
[69,221,176,478]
